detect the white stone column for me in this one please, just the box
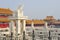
[45,22,48,29]
[23,20,26,32]
[9,20,14,33]
[22,20,26,40]
[15,20,21,34]
[9,20,15,37]
[15,20,21,40]
[31,22,34,30]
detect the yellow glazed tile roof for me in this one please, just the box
[26,20,45,24]
[0,8,13,15]
[26,20,32,24]
[32,20,45,24]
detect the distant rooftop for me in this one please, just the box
[44,16,56,21]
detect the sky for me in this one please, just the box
[0,0,60,19]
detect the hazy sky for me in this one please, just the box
[0,0,60,19]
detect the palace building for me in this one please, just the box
[0,7,60,40]
[0,8,13,36]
